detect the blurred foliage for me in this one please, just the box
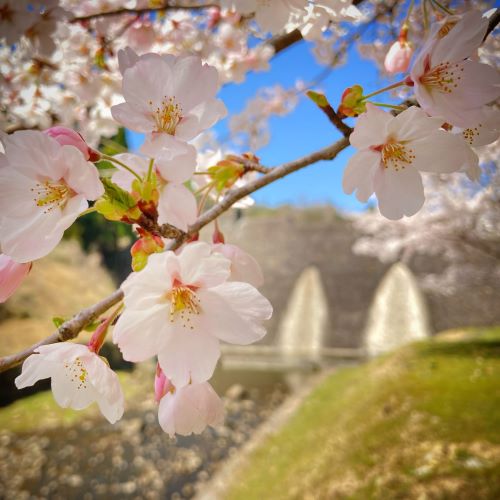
[227,326,500,500]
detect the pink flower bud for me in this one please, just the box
[0,255,31,303]
[384,40,413,74]
[154,364,174,402]
[44,126,99,161]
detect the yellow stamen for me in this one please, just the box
[31,180,73,212]
[381,141,415,172]
[166,286,200,330]
[420,62,464,94]
[150,96,183,135]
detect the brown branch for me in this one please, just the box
[268,0,366,55]
[0,136,350,373]
[170,136,350,250]
[71,2,218,23]
[0,289,124,373]
[312,99,353,137]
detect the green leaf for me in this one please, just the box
[306,90,329,108]
[52,316,67,328]
[83,320,101,332]
[101,178,137,210]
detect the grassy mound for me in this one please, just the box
[226,327,500,500]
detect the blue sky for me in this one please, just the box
[127,36,395,213]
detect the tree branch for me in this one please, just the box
[0,289,124,373]
[0,136,350,373]
[71,2,218,23]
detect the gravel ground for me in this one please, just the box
[0,383,287,500]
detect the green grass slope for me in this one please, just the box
[226,328,500,500]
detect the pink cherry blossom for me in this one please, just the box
[113,241,272,388]
[384,40,413,74]
[44,126,98,162]
[158,379,224,437]
[111,49,227,156]
[0,130,104,262]
[343,104,472,220]
[410,10,500,127]
[0,255,31,303]
[111,150,197,231]
[15,343,124,424]
[212,243,264,287]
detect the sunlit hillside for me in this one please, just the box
[226,327,500,500]
[0,241,115,357]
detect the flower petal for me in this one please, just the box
[342,150,380,203]
[374,165,424,220]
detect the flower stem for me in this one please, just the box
[198,184,214,215]
[362,81,407,101]
[146,158,154,182]
[403,0,415,26]
[101,153,142,182]
[78,206,97,218]
[369,102,407,111]
[194,180,215,196]
[430,0,454,15]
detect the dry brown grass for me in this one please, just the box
[0,241,115,357]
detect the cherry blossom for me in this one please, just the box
[0,255,31,303]
[212,243,264,288]
[113,241,272,388]
[158,378,224,437]
[111,50,227,155]
[342,104,472,220]
[410,10,500,127]
[0,130,103,262]
[15,343,124,424]
[221,0,308,35]
[111,150,197,231]
[300,1,362,41]
[453,107,500,181]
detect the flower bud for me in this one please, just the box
[384,40,413,74]
[338,85,365,117]
[384,24,413,74]
[44,126,99,162]
[130,231,165,272]
[154,364,174,403]
[0,255,31,303]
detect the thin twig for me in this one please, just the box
[71,2,218,23]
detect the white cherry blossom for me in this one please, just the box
[113,242,272,388]
[158,378,224,437]
[111,49,227,156]
[15,343,124,424]
[453,107,500,181]
[0,130,104,262]
[221,0,308,34]
[212,243,264,288]
[410,10,500,127]
[343,104,472,220]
